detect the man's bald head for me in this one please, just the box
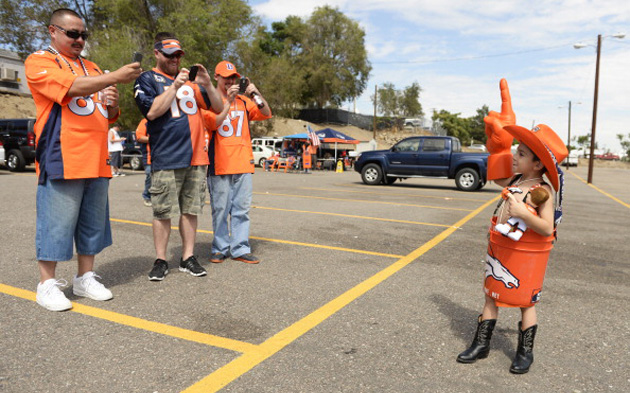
[49,8,83,26]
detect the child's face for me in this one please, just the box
[513,143,543,175]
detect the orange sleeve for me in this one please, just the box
[200,109,219,130]
[25,51,78,106]
[135,118,148,140]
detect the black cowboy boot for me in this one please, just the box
[457,315,497,363]
[510,322,538,374]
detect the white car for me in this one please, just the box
[0,140,5,167]
[252,144,276,167]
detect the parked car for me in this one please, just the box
[252,144,276,167]
[119,130,144,170]
[0,118,37,172]
[354,136,489,191]
[252,137,283,152]
[565,152,579,166]
[595,153,620,161]
[404,118,423,128]
[0,138,5,166]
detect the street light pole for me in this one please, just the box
[586,34,602,184]
[574,32,625,183]
[566,100,572,170]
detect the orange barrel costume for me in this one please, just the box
[483,124,567,308]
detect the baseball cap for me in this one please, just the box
[215,61,240,78]
[154,39,184,55]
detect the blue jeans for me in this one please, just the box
[143,164,151,200]
[208,173,252,258]
[36,178,112,261]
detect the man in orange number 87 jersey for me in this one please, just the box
[202,61,272,264]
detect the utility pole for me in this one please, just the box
[566,101,572,170]
[373,84,377,140]
[587,34,602,184]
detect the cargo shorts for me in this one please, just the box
[150,166,207,220]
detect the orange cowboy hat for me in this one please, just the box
[503,124,568,191]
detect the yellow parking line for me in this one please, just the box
[252,205,452,228]
[568,171,630,209]
[254,192,474,212]
[181,195,500,392]
[301,187,488,202]
[110,218,404,259]
[0,283,256,353]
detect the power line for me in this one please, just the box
[372,43,571,64]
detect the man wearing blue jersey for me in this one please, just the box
[134,32,222,281]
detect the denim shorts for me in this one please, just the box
[36,178,112,261]
[150,166,207,220]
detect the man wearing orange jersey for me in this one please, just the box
[25,8,141,311]
[203,61,272,264]
[135,118,152,206]
[134,33,223,281]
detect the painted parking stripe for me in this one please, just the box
[0,283,257,353]
[301,186,489,202]
[568,171,630,208]
[181,195,500,392]
[254,192,474,212]
[252,205,453,228]
[110,218,405,259]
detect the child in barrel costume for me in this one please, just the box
[457,79,567,374]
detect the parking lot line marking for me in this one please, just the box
[252,205,452,228]
[249,235,405,259]
[0,283,257,354]
[110,218,405,259]
[301,187,489,202]
[568,171,630,209]
[181,195,500,393]
[254,192,474,212]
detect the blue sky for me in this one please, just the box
[249,0,630,152]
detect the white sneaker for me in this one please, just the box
[73,272,113,301]
[36,279,72,311]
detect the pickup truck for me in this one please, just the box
[354,136,489,191]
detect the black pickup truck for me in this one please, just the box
[354,136,489,191]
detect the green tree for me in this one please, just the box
[375,82,398,117]
[89,0,256,129]
[301,6,371,108]
[468,105,489,143]
[617,133,630,160]
[400,82,423,118]
[432,110,471,143]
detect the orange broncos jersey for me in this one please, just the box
[25,49,116,183]
[203,96,272,175]
[135,118,151,165]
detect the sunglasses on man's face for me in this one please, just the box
[159,51,183,59]
[52,24,89,40]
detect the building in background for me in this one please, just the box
[0,50,30,96]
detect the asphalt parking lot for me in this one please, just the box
[0,165,628,393]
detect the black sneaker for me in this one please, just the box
[149,259,169,281]
[179,255,207,277]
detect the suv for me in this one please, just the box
[252,137,283,151]
[0,118,37,172]
[119,130,144,170]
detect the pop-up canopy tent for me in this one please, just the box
[283,128,359,160]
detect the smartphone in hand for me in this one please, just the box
[239,77,249,94]
[132,52,143,65]
[189,65,199,82]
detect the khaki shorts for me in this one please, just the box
[150,166,207,220]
